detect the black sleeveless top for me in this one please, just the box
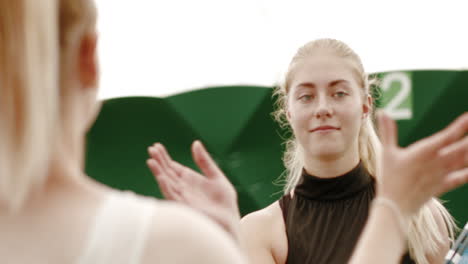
[279,162,415,264]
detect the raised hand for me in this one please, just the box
[147,140,241,241]
[350,112,468,264]
[376,111,468,216]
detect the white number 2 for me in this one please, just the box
[381,72,412,120]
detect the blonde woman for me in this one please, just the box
[0,1,244,263]
[148,39,468,263]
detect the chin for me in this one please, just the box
[316,152,343,161]
[310,148,345,160]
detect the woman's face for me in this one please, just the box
[287,53,369,161]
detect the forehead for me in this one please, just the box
[289,54,361,90]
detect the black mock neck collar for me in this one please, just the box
[294,161,373,201]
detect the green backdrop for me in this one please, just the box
[85,70,468,223]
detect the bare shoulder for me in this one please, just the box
[241,201,284,232]
[141,201,245,264]
[240,201,288,264]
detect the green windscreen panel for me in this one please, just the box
[86,70,468,221]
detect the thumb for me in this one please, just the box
[377,111,398,147]
[192,140,223,179]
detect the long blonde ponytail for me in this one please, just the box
[0,0,60,211]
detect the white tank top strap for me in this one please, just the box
[75,191,156,264]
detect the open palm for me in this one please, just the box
[147,141,241,240]
[377,111,468,215]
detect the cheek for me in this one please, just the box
[288,115,301,134]
[334,95,362,118]
[339,106,363,137]
[289,106,309,131]
[339,95,364,119]
[341,104,361,119]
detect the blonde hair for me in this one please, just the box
[0,0,97,211]
[273,38,456,264]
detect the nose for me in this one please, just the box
[315,95,333,119]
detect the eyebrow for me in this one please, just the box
[296,79,350,89]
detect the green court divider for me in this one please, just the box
[86,70,467,222]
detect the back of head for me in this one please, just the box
[0,0,96,211]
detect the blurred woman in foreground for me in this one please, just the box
[0,1,244,263]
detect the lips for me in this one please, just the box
[310,126,340,133]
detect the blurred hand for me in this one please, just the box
[376,111,468,216]
[147,140,241,241]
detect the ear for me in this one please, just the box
[362,95,372,119]
[78,32,98,89]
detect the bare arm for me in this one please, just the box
[350,203,408,264]
[351,200,451,264]
[350,112,468,264]
[240,212,278,264]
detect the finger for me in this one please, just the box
[425,112,468,151]
[147,159,176,199]
[157,144,190,178]
[148,146,170,175]
[376,111,389,146]
[152,144,179,178]
[159,176,184,202]
[377,111,398,147]
[151,148,207,193]
[149,147,187,201]
[192,140,223,179]
[148,153,199,202]
[148,144,159,160]
[148,146,163,166]
[147,158,161,176]
[437,167,468,195]
[383,111,398,147]
[156,144,176,171]
[438,135,468,171]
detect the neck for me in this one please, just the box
[303,150,360,178]
[31,132,90,198]
[0,139,87,213]
[20,134,106,212]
